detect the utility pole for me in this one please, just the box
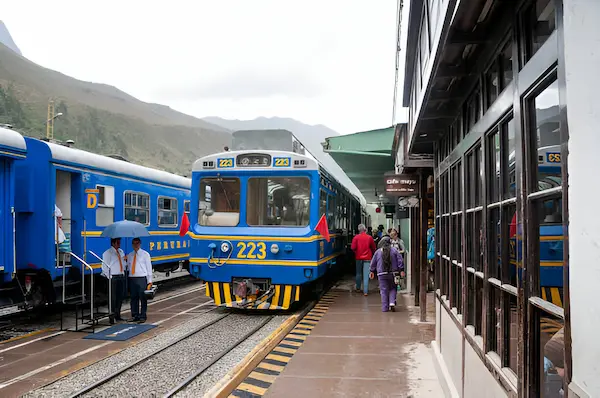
[46,99,63,140]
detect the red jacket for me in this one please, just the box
[351,232,376,260]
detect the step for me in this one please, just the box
[80,311,111,322]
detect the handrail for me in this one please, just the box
[62,256,66,303]
[89,250,112,316]
[69,252,94,322]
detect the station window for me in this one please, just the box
[246,177,310,227]
[95,185,115,227]
[198,178,240,227]
[484,34,514,110]
[465,144,483,335]
[124,192,150,225]
[524,0,556,63]
[524,77,565,396]
[158,197,178,227]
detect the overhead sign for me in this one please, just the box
[384,174,420,196]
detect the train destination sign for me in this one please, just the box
[384,174,420,196]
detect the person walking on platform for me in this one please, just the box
[351,224,376,296]
[127,238,153,323]
[102,238,127,322]
[369,236,404,312]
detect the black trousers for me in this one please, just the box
[110,275,126,319]
[129,277,148,320]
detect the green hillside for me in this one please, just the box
[0,43,230,175]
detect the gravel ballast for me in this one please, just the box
[80,314,283,398]
[174,314,289,397]
[25,311,289,398]
[25,310,224,398]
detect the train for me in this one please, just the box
[0,125,192,308]
[508,144,564,308]
[186,130,368,310]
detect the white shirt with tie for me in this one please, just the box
[101,247,127,278]
[126,248,153,283]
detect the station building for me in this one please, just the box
[398,0,600,397]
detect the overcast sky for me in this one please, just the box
[3,0,409,135]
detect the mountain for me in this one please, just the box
[0,21,21,55]
[0,42,230,175]
[203,117,364,202]
[202,116,340,138]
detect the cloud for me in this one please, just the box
[154,67,322,100]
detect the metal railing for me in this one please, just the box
[68,252,94,321]
[88,250,112,315]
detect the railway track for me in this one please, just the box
[67,311,276,398]
[0,278,203,343]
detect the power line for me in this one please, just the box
[392,0,404,125]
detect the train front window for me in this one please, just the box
[198,178,240,227]
[247,177,310,226]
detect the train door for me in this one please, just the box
[55,170,72,264]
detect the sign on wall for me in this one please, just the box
[384,174,420,196]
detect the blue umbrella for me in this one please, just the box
[100,220,151,238]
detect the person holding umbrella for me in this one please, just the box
[127,237,153,323]
[100,220,152,323]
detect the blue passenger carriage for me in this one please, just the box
[0,126,27,305]
[188,137,364,310]
[9,137,191,306]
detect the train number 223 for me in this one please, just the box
[236,242,267,260]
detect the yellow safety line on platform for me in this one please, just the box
[0,328,57,345]
[226,292,338,397]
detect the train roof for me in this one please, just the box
[32,138,191,189]
[193,149,366,206]
[0,126,27,154]
[192,150,320,171]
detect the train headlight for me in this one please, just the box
[270,244,279,254]
[221,242,231,253]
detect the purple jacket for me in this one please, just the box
[370,247,403,275]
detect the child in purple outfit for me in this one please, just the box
[369,236,404,312]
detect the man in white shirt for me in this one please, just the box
[126,237,153,323]
[102,238,127,322]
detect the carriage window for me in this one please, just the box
[246,178,310,226]
[327,194,335,228]
[158,197,178,226]
[198,178,240,227]
[319,189,327,219]
[124,192,149,225]
[96,185,114,227]
[184,200,190,215]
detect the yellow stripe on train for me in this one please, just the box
[206,282,301,310]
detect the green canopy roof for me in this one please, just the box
[323,126,395,203]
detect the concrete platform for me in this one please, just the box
[263,283,443,397]
[0,283,208,397]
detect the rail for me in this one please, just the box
[68,252,94,321]
[68,309,226,398]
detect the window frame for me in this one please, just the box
[157,195,179,228]
[123,190,150,226]
[245,176,311,228]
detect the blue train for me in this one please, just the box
[187,139,367,310]
[508,144,564,308]
[0,126,192,308]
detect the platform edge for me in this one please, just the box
[204,307,307,398]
